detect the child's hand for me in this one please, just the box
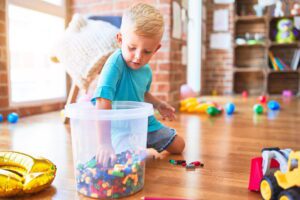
[157,101,176,121]
[96,144,116,167]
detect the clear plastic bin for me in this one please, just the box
[65,101,153,199]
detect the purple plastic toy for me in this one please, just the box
[282,90,293,97]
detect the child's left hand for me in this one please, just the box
[157,101,176,121]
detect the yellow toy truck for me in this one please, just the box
[260,151,300,200]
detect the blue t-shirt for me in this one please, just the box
[92,49,163,132]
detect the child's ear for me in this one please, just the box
[155,44,161,52]
[116,32,122,45]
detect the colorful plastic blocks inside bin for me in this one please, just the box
[76,150,146,199]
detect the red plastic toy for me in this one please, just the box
[258,95,267,104]
[242,90,248,98]
[248,157,279,191]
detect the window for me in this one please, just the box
[7,0,66,104]
[187,0,201,93]
[42,0,64,6]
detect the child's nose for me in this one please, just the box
[134,52,142,62]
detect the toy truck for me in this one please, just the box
[260,151,300,200]
[248,147,291,191]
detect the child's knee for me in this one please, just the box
[167,135,185,154]
[176,136,185,153]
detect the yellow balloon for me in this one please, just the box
[0,151,56,197]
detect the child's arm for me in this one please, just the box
[144,92,176,121]
[95,98,116,166]
[144,91,162,108]
[96,97,112,109]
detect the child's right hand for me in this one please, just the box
[157,101,176,121]
[96,144,116,167]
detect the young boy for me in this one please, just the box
[93,3,185,164]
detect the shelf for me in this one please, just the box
[235,21,266,37]
[234,67,265,72]
[270,15,294,21]
[235,46,266,68]
[267,71,299,94]
[234,71,265,95]
[235,15,266,22]
[267,69,299,73]
[270,42,299,48]
[234,1,300,95]
[235,43,266,48]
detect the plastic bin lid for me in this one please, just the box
[65,101,154,120]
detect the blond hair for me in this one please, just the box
[121,3,164,38]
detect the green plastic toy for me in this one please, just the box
[276,19,296,43]
[253,104,264,114]
[206,106,220,116]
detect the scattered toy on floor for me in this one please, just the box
[253,104,264,114]
[225,103,235,115]
[0,151,56,198]
[169,159,204,170]
[267,100,280,111]
[185,163,196,170]
[7,112,19,124]
[242,90,248,98]
[206,106,221,116]
[258,95,267,104]
[248,147,291,192]
[190,161,204,167]
[179,98,223,117]
[282,89,293,98]
[260,151,300,200]
[169,159,186,165]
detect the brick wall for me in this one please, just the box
[0,0,236,119]
[71,0,186,105]
[0,1,64,119]
[0,1,8,111]
[202,1,234,95]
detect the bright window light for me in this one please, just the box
[42,0,64,6]
[8,4,66,104]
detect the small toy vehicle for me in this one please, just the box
[260,151,300,200]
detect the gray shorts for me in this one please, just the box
[147,126,177,152]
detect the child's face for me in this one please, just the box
[116,30,161,70]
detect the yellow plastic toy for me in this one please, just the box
[180,98,220,115]
[194,103,214,113]
[0,151,56,197]
[179,97,198,112]
[260,151,300,200]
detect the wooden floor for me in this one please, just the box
[1,96,300,200]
